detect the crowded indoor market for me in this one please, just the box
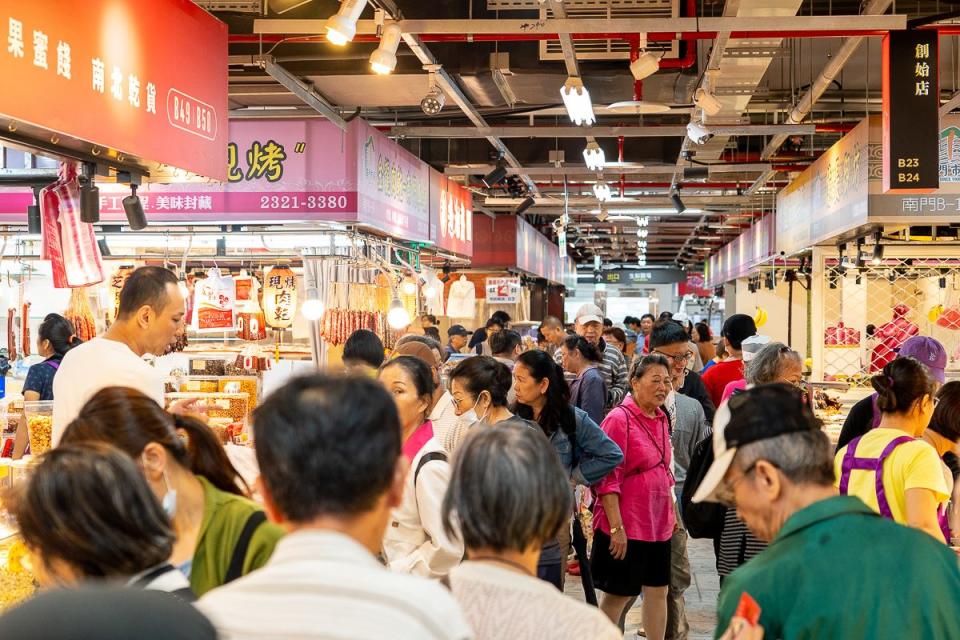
[1,0,960,639]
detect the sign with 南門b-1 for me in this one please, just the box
[0,0,228,180]
[882,30,940,193]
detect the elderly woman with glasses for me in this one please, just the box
[591,355,675,638]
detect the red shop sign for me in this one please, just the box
[429,169,473,257]
[0,0,228,180]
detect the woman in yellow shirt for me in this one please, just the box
[835,357,949,542]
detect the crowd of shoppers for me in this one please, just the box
[8,268,960,640]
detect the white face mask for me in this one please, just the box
[461,392,491,426]
[160,469,178,518]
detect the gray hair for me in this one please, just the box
[442,423,572,552]
[629,353,670,381]
[396,334,443,353]
[733,430,835,487]
[745,342,801,385]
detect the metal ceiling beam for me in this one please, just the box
[392,124,815,138]
[444,163,773,176]
[261,56,347,130]
[252,16,906,36]
[760,0,895,159]
[941,91,960,116]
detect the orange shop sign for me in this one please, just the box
[0,0,227,180]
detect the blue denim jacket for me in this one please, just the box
[550,406,623,487]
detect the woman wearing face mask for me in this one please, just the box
[11,442,194,600]
[59,387,283,597]
[836,357,948,542]
[591,355,674,638]
[514,350,623,592]
[23,313,80,402]
[563,335,608,425]
[379,356,464,578]
[444,356,537,452]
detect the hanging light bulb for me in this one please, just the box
[583,142,605,170]
[387,296,411,329]
[636,228,648,238]
[638,216,649,227]
[369,23,402,74]
[401,279,417,295]
[301,287,325,321]
[593,180,612,202]
[423,283,437,298]
[560,77,595,126]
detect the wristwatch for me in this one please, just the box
[609,526,624,535]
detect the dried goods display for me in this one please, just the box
[64,288,97,342]
[26,416,52,455]
[165,392,249,430]
[319,309,388,346]
[0,539,36,611]
[5,308,15,363]
[20,303,29,358]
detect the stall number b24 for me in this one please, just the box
[171,95,214,135]
[898,157,920,183]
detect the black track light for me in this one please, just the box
[122,184,147,230]
[515,196,535,215]
[482,163,508,189]
[670,191,686,214]
[871,231,884,266]
[97,237,111,257]
[80,178,100,223]
[27,187,41,235]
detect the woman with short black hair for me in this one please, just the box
[11,442,194,600]
[23,313,80,402]
[443,424,620,640]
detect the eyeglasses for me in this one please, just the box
[715,462,758,508]
[652,349,694,363]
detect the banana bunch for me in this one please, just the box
[928,305,945,323]
[754,306,768,328]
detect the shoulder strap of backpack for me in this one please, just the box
[414,451,449,488]
[224,510,268,584]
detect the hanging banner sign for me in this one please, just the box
[486,277,521,304]
[428,169,473,257]
[582,268,687,285]
[0,0,228,180]
[882,30,939,193]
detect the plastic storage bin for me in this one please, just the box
[23,401,53,456]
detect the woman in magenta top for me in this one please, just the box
[591,354,675,638]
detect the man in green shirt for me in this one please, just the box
[692,384,960,640]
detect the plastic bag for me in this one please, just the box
[192,268,236,333]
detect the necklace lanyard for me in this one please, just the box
[620,407,673,482]
[470,555,536,577]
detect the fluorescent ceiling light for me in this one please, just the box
[593,180,612,202]
[583,142,605,170]
[560,77,595,126]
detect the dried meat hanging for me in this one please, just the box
[64,287,97,342]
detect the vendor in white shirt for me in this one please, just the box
[52,266,186,445]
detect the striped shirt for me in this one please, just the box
[717,509,768,578]
[555,339,628,412]
[198,530,473,640]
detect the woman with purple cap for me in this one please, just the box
[836,335,948,451]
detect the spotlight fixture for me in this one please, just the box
[686,121,713,145]
[301,287,325,321]
[871,231,884,265]
[324,0,367,46]
[670,191,686,214]
[80,176,100,224]
[582,141,605,170]
[515,196,535,215]
[854,238,865,268]
[593,180,612,202]
[387,296,411,329]
[97,237,111,257]
[122,184,147,230]
[421,86,445,114]
[629,51,660,81]
[765,271,776,290]
[27,187,41,235]
[369,23,402,74]
[693,87,722,117]
[560,77,595,126]
[482,160,508,189]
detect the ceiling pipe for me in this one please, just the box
[760,0,894,159]
[618,135,626,198]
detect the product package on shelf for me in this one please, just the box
[23,401,53,456]
[236,270,266,342]
[188,355,231,377]
[165,392,250,441]
[167,375,260,416]
[192,268,237,333]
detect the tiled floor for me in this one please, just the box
[563,537,720,640]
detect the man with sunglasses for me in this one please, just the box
[648,320,715,424]
[694,385,960,640]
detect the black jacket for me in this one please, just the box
[836,395,875,452]
[680,370,716,424]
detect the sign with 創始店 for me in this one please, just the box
[0,0,228,180]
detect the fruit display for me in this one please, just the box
[753,306,768,328]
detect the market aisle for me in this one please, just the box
[563,537,719,640]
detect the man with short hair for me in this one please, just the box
[52,266,185,444]
[469,310,511,353]
[490,329,523,371]
[559,303,628,410]
[343,329,385,377]
[539,315,567,357]
[648,320,715,424]
[701,313,757,408]
[445,325,471,361]
[198,375,472,640]
[694,384,960,640]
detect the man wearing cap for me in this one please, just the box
[837,335,947,451]
[701,314,757,408]
[560,303,628,411]
[445,325,471,361]
[695,385,960,640]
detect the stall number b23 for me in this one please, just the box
[897,157,920,183]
